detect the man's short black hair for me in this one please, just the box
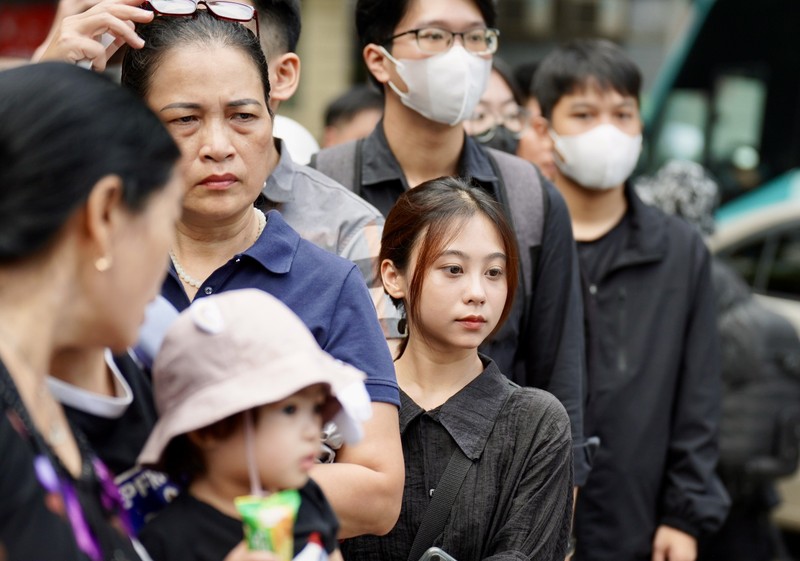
[324,84,383,128]
[253,0,301,55]
[492,57,525,106]
[355,0,497,49]
[533,39,641,120]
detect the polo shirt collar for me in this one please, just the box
[361,121,499,190]
[243,209,299,274]
[399,358,514,460]
[262,139,295,204]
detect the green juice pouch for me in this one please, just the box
[235,490,302,561]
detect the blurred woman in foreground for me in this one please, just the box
[0,62,182,560]
[121,8,403,537]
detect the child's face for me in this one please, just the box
[253,385,327,492]
[405,213,509,354]
[203,385,327,494]
[549,83,641,138]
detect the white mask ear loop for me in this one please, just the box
[378,47,406,99]
[244,410,264,497]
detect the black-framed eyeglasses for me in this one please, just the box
[143,0,260,38]
[384,27,499,56]
[466,104,531,141]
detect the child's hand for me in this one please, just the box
[223,542,281,561]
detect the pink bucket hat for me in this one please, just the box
[138,289,369,467]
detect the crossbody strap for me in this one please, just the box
[406,383,519,561]
[406,447,472,561]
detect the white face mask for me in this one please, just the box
[380,45,491,126]
[551,124,643,190]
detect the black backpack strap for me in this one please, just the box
[308,138,364,196]
[406,384,518,561]
[406,448,472,561]
[530,174,550,284]
[485,148,546,332]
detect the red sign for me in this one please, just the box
[0,4,56,58]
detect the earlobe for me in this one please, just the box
[381,259,407,299]
[363,44,392,86]
[269,52,300,105]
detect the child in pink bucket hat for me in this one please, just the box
[137,289,370,561]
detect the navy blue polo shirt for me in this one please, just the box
[161,210,399,406]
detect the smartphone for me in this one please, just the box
[418,547,458,561]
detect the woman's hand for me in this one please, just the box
[55,0,105,20]
[34,0,154,70]
[651,525,697,561]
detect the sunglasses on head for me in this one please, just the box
[142,1,260,38]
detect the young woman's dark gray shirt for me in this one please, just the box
[342,359,574,561]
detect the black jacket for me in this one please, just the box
[575,188,730,561]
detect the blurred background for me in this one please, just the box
[4,0,800,551]
[0,0,709,144]
[4,0,797,208]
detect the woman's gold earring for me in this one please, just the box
[95,256,113,272]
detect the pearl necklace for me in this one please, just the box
[170,207,266,289]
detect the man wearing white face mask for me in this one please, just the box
[535,40,730,561]
[311,0,593,494]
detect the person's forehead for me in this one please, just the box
[562,80,638,107]
[147,44,265,104]
[480,71,515,109]
[396,0,486,31]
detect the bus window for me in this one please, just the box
[651,89,709,168]
[709,73,767,194]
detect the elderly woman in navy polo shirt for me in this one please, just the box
[117,9,403,539]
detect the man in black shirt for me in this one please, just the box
[534,39,730,561]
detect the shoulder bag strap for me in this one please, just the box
[406,383,519,561]
[406,447,472,561]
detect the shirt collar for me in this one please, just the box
[360,122,499,190]
[399,358,515,460]
[459,135,498,184]
[361,121,408,187]
[243,209,299,274]
[262,139,295,204]
[47,349,134,419]
[617,183,668,266]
